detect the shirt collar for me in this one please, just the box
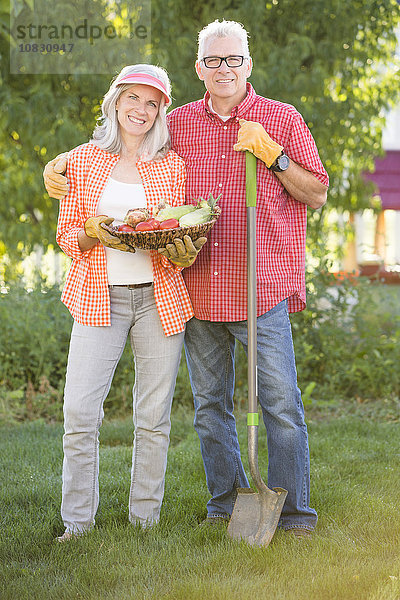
[201,82,257,121]
[207,98,230,121]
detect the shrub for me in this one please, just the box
[291,272,400,402]
[0,281,72,390]
[0,279,135,421]
[0,273,399,422]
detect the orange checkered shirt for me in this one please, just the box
[56,143,194,336]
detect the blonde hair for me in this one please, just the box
[91,64,171,161]
[197,20,250,61]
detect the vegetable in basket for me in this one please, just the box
[155,203,196,221]
[179,193,221,227]
[124,208,149,228]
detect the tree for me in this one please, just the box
[0,0,136,264]
[151,0,400,243]
[1,0,399,266]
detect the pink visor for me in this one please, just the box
[116,73,172,107]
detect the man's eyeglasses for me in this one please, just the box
[201,55,248,69]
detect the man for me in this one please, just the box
[44,20,328,537]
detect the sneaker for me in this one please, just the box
[56,530,85,543]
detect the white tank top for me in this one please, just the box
[96,178,153,285]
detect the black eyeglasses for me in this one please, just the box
[201,55,247,69]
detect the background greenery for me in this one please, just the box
[1,0,400,268]
[1,5,400,597]
[1,0,400,418]
[1,273,399,423]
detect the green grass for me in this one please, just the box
[1,406,400,600]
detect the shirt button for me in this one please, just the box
[214,242,218,246]
[218,183,222,187]
[214,271,218,276]
[221,155,225,158]
[223,126,228,130]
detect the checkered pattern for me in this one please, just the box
[56,143,194,336]
[168,83,329,321]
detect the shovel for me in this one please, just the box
[227,151,288,547]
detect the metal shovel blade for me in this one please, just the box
[227,486,288,547]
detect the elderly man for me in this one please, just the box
[44,20,328,537]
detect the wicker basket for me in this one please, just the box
[103,207,221,250]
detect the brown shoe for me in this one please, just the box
[200,515,230,527]
[285,527,313,539]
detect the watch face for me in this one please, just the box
[277,154,290,171]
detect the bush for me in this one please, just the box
[0,279,136,421]
[0,274,399,422]
[0,281,71,391]
[291,271,400,403]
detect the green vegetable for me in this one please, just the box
[179,207,212,227]
[178,193,222,227]
[197,193,221,210]
[156,204,196,221]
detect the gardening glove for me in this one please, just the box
[158,235,207,267]
[84,216,135,253]
[233,119,283,168]
[43,152,69,200]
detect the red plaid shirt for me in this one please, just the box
[168,83,329,321]
[56,143,194,336]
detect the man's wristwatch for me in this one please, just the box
[270,151,290,172]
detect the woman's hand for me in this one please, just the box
[158,235,207,267]
[84,216,135,252]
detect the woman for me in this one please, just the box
[56,64,205,541]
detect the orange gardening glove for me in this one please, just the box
[233,119,283,167]
[43,152,69,200]
[84,216,135,253]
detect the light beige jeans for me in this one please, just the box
[61,285,184,534]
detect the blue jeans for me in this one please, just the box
[184,299,317,530]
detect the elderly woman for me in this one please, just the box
[56,64,205,541]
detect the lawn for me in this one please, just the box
[1,404,399,600]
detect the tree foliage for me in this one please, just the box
[1,0,399,263]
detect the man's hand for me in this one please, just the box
[43,152,69,200]
[84,216,135,253]
[233,119,283,168]
[158,235,207,267]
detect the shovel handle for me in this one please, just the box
[246,152,257,208]
[246,151,258,417]
[246,151,266,492]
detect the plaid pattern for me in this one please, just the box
[56,143,194,336]
[168,83,329,321]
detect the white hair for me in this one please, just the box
[91,64,171,161]
[197,19,250,61]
